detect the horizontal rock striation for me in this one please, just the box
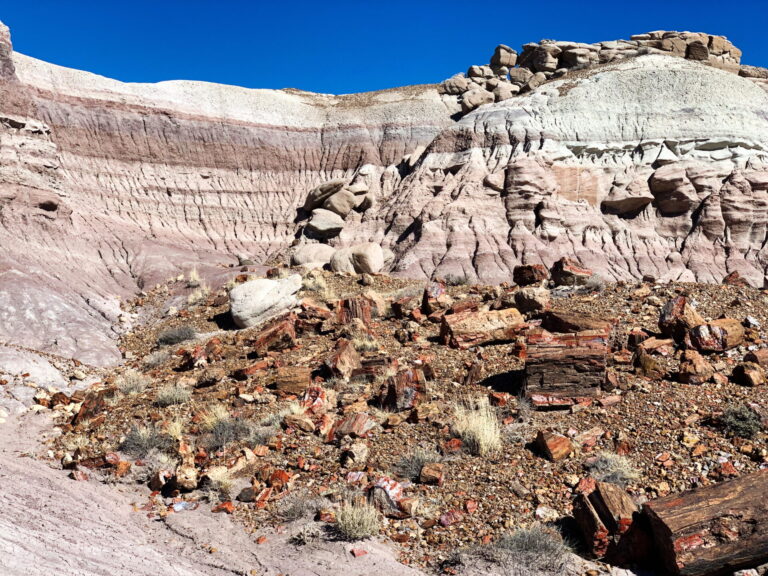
[2,22,768,365]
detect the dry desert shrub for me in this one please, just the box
[722,403,763,439]
[335,499,380,541]
[587,452,640,486]
[157,325,196,346]
[115,370,149,396]
[394,447,441,480]
[120,425,174,458]
[155,384,191,407]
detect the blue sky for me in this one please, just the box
[2,1,766,94]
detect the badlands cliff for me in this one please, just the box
[1,23,768,367]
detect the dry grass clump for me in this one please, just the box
[203,466,233,501]
[352,335,380,352]
[452,399,501,456]
[301,272,330,300]
[394,447,441,480]
[143,349,171,369]
[186,267,201,288]
[587,452,640,486]
[120,425,174,458]
[155,385,191,407]
[116,370,149,396]
[187,286,210,305]
[335,499,380,541]
[201,405,255,451]
[278,490,333,521]
[483,524,571,573]
[157,325,196,346]
[289,523,322,546]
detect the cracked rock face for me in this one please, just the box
[2,22,768,365]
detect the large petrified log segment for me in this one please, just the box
[642,469,768,576]
[574,481,639,558]
[439,307,525,349]
[524,328,609,407]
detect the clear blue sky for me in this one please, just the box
[2,0,766,94]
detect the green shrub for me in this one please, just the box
[722,403,762,439]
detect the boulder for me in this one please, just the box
[229,275,302,329]
[303,179,346,211]
[493,83,519,102]
[514,286,550,314]
[330,243,384,274]
[322,189,361,218]
[551,258,593,286]
[491,44,517,68]
[305,208,344,238]
[441,74,470,95]
[508,67,534,86]
[461,89,494,114]
[290,244,336,269]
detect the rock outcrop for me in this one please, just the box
[2,22,768,366]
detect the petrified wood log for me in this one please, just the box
[574,481,638,557]
[642,469,768,576]
[439,307,525,349]
[524,328,609,407]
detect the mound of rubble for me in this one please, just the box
[26,263,767,576]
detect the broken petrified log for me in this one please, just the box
[378,368,427,411]
[659,296,705,342]
[249,315,296,355]
[440,307,525,349]
[272,366,312,395]
[574,481,639,558]
[524,328,610,408]
[687,318,744,352]
[513,264,549,286]
[540,310,614,334]
[324,338,362,379]
[640,469,768,576]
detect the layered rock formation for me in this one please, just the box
[2,21,768,366]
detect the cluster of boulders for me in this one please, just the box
[441,30,747,114]
[292,175,390,275]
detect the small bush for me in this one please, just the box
[587,452,639,486]
[144,349,171,369]
[302,273,328,297]
[491,524,570,573]
[394,447,441,480]
[290,523,322,546]
[156,385,191,407]
[187,286,209,305]
[201,405,254,451]
[157,325,196,347]
[444,273,469,286]
[722,403,762,439]
[279,491,332,521]
[453,400,501,456]
[186,267,201,288]
[116,370,149,396]
[204,466,233,501]
[352,336,380,353]
[120,425,174,458]
[335,500,380,541]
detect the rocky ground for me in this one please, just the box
[16,262,768,576]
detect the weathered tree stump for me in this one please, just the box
[524,328,610,408]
